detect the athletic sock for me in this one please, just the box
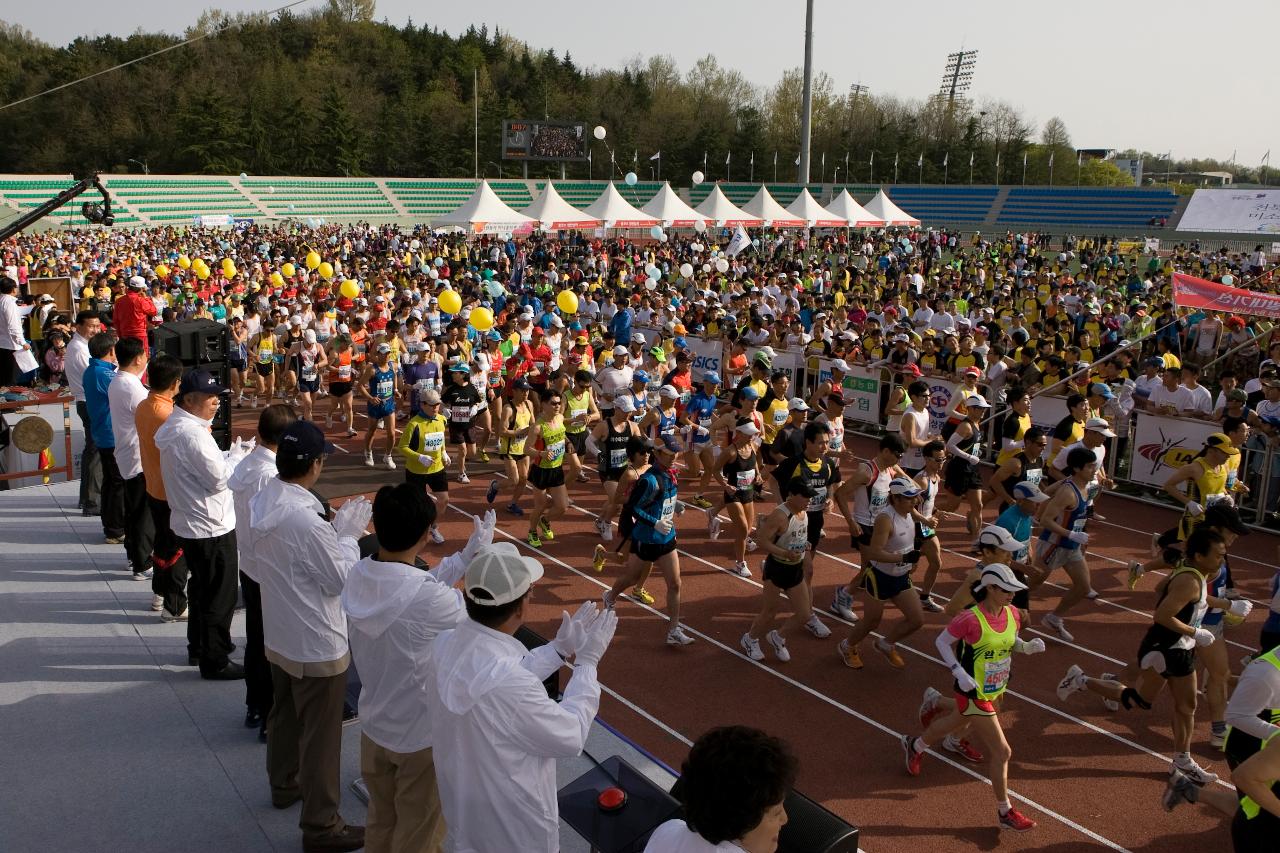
[1174,752,1192,766]
[997,801,1011,816]
[912,737,927,754]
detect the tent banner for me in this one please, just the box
[1177,188,1280,233]
[1171,272,1280,319]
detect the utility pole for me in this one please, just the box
[797,0,814,184]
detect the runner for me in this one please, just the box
[440,362,482,484]
[491,377,534,515]
[357,341,398,469]
[590,396,642,540]
[741,480,816,664]
[249,323,278,407]
[396,389,449,544]
[713,422,763,578]
[988,427,1046,512]
[898,380,934,475]
[911,440,947,613]
[324,334,357,437]
[525,386,568,548]
[563,368,599,484]
[682,371,721,508]
[287,328,327,422]
[835,433,908,621]
[592,435,658,606]
[937,394,991,535]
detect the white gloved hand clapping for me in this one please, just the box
[332,496,373,540]
[575,608,619,668]
[461,510,497,564]
[552,601,599,658]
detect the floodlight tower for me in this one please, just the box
[939,50,978,105]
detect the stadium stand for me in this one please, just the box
[687,183,826,207]
[996,186,1178,228]
[0,174,143,227]
[879,185,999,224]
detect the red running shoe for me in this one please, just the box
[943,736,984,763]
[901,735,922,776]
[999,807,1036,832]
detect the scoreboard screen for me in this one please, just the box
[503,120,587,162]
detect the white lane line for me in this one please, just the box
[599,684,693,746]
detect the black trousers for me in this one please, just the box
[75,401,101,512]
[177,530,239,672]
[240,572,273,716]
[97,448,126,539]
[147,495,189,617]
[0,347,16,386]
[120,471,154,574]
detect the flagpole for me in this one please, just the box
[1022,152,1027,185]
[943,153,949,186]
[968,151,974,185]
[995,151,1000,186]
[869,151,875,184]
[773,151,778,182]
[726,151,731,183]
[918,154,923,184]
[749,151,754,182]
[893,152,898,184]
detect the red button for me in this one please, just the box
[597,786,628,812]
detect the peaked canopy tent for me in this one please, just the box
[785,189,848,228]
[582,182,660,228]
[520,182,602,231]
[640,182,707,228]
[863,190,919,226]
[693,185,763,227]
[740,186,804,228]
[432,180,535,234]
[826,189,886,227]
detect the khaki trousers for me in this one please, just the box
[266,664,348,837]
[361,733,446,853]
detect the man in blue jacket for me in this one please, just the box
[83,332,125,544]
[608,290,633,349]
[602,435,695,647]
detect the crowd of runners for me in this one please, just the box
[7,218,1280,848]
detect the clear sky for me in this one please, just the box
[10,0,1276,166]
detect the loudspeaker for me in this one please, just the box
[152,319,229,365]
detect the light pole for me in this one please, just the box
[128,158,149,175]
[797,0,814,183]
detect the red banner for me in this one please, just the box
[1171,272,1280,320]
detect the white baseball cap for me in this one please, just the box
[978,562,1028,592]
[1085,417,1116,438]
[889,476,921,497]
[613,395,636,413]
[978,525,1022,553]
[788,397,809,412]
[1012,482,1050,503]
[659,385,680,399]
[464,543,545,606]
[303,329,316,344]
[831,358,851,372]
[128,275,148,289]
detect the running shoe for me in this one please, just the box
[1100,673,1121,711]
[1041,613,1075,642]
[901,734,922,776]
[486,480,499,504]
[1172,756,1219,786]
[837,638,863,669]
[1149,532,1161,558]
[507,502,524,516]
[577,471,591,482]
[384,455,396,470]
[919,594,944,613]
[1127,561,1145,590]
[430,526,444,545]
[666,625,695,646]
[601,591,616,611]
[526,531,542,548]
[346,428,357,438]
[919,687,945,729]
[478,451,490,463]
[831,587,856,621]
[740,633,765,661]
[998,807,1036,832]
[457,472,470,484]
[631,587,656,606]
[943,735,983,763]
[1085,588,1099,600]
[708,514,722,539]
[539,517,555,541]
[132,568,154,581]
[596,517,614,541]
[151,594,164,612]
[803,614,831,639]
[1209,728,1227,749]
[745,537,758,552]
[592,544,607,573]
[1162,770,1198,812]
[363,452,376,468]
[1056,664,1086,701]
[690,495,713,510]
[730,560,751,578]
[766,630,791,662]
[161,607,188,623]
[874,638,906,669]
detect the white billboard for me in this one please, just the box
[1177,189,1280,233]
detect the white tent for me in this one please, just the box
[640,182,706,228]
[740,186,804,228]
[863,190,919,226]
[582,182,659,228]
[432,180,534,233]
[693,185,762,227]
[785,188,848,228]
[520,182,601,230]
[825,189,886,227]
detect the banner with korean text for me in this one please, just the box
[1171,272,1280,320]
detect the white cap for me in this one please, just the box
[337,323,350,334]
[889,476,921,497]
[831,358,850,372]
[1012,482,1050,503]
[613,395,636,413]
[978,525,1023,553]
[978,562,1028,592]
[734,421,761,436]
[464,543,545,606]
[303,329,316,344]
[659,385,680,399]
[965,394,991,409]
[551,315,564,327]
[1085,417,1116,438]
[611,347,628,359]
[788,397,809,412]
[128,275,148,289]
[290,315,303,326]
[631,333,646,344]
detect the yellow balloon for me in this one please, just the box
[317,262,334,279]
[222,263,237,279]
[192,259,208,274]
[155,264,169,279]
[305,251,321,270]
[438,289,462,315]
[177,254,191,269]
[468,306,494,332]
[556,290,579,314]
[339,279,360,299]
[281,262,296,278]
[270,272,284,287]
[195,265,210,280]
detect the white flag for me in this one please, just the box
[750,151,755,165]
[917,153,923,167]
[943,152,949,167]
[1023,152,1028,168]
[773,151,778,165]
[725,151,731,165]
[969,151,974,167]
[869,151,875,166]
[794,154,800,165]
[649,151,661,161]
[1049,151,1055,167]
[726,225,752,257]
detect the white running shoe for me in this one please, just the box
[458,472,471,484]
[384,455,396,470]
[766,629,791,662]
[1056,664,1086,701]
[364,452,376,468]
[740,632,764,661]
[1085,588,1099,600]
[151,594,164,612]
[1041,613,1075,642]
[708,515,722,539]
[803,613,831,638]
[831,587,856,621]
[1172,756,1219,786]
[730,560,751,577]
[745,537,758,552]
[666,625,695,646]
[430,526,444,545]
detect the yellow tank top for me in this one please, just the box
[402,414,447,474]
[962,605,1017,701]
[996,413,1031,466]
[565,388,592,434]
[501,405,533,455]
[1187,458,1229,508]
[536,420,566,470]
[256,336,275,364]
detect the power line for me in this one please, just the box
[0,0,313,113]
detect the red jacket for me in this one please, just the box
[113,292,157,348]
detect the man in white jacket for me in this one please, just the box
[423,543,618,853]
[250,419,371,853]
[341,486,496,853]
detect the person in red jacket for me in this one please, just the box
[114,276,158,353]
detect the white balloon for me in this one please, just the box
[645,263,660,279]
[625,172,638,186]
[680,263,694,278]
[716,258,730,273]
[691,242,703,253]
[702,263,711,273]
[239,172,248,179]
[267,186,276,194]
[659,233,668,242]
[694,219,707,233]
[594,125,607,140]
[692,171,705,184]
[645,277,658,291]
[428,268,439,280]
[649,225,664,240]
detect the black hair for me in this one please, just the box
[1005,386,1027,405]
[1064,445,1097,474]
[770,369,789,382]
[625,435,652,460]
[785,478,816,499]
[373,483,437,552]
[1184,526,1225,560]
[574,369,593,384]
[802,420,831,445]
[88,331,117,359]
[679,726,798,845]
[537,385,562,404]
[147,354,183,392]
[1023,426,1045,444]
[922,438,946,458]
[908,379,930,397]
[258,403,298,446]
[879,432,906,454]
[1223,415,1248,435]
[115,335,145,367]
[0,277,15,294]
[75,310,98,326]
[464,589,528,629]
[1065,392,1086,411]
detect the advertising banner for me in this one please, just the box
[1177,188,1280,233]
[1128,411,1222,488]
[925,378,959,434]
[1171,272,1280,320]
[688,337,723,379]
[816,360,882,424]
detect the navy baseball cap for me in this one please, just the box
[278,419,337,463]
[656,435,682,454]
[178,369,227,396]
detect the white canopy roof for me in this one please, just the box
[582,183,659,228]
[863,190,919,226]
[640,182,706,227]
[784,188,847,228]
[740,186,804,228]
[825,189,886,227]
[432,180,534,233]
[692,185,762,227]
[520,182,601,230]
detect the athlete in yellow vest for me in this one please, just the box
[398,388,450,542]
[526,387,568,547]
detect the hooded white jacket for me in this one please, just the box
[249,477,360,667]
[228,445,276,583]
[424,619,599,853]
[153,405,236,539]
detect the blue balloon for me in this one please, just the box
[434,257,445,268]
[649,225,664,240]
[625,172,638,186]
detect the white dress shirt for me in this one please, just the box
[0,293,25,351]
[249,477,360,666]
[153,406,236,538]
[107,370,149,479]
[424,619,599,853]
[228,446,277,583]
[65,334,91,402]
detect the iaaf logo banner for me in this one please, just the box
[1137,430,1198,479]
[1129,413,1221,488]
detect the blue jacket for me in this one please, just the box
[629,465,677,545]
[84,358,117,449]
[609,307,633,348]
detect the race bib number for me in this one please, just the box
[450,405,471,423]
[546,440,565,464]
[376,379,393,398]
[1025,468,1042,486]
[660,497,675,527]
[337,365,352,380]
[301,365,317,382]
[570,407,587,420]
[982,656,1011,694]
[423,432,444,452]
[257,346,273,364]
[808,485,828,513]
[736,469,756,489]
[773,409,788,426]
[609,448,627,468]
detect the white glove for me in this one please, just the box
[225,436,254,468]
[332,496,372,540]
[1017,637,1046,656]
[418,454,433,468]
[575,608,619,668]
[552,601,599,658]
[695,425,709,436]
[1185,500,1204,516]
[952,666,978,693]
[655,518,674,535]
[1193,627,1215,647]
[442,451,452,465]
[1067,530,1089,545]
[1229,599,1254,619]
[461,510,496,564]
